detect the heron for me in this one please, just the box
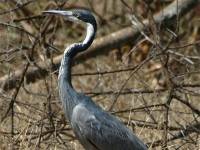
[43,9,147,150]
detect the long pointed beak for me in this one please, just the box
[42,10,73,17]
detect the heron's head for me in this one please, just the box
[43,9,96,26]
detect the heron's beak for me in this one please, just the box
[43,10,82,24]
[42,10,73,17]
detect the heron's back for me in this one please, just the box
[70,93,147,150]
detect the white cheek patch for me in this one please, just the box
[66,16,85,25]
[68,16,79,21]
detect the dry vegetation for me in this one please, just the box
[0,0,200,150]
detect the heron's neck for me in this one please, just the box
[58,22,96,121]
[81,23,96,51]
[59,22,96,87]
[59,56,73,86]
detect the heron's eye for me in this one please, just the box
[74,12,80,18]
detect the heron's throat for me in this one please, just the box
[64,22,96,58]
[82,23,96,50]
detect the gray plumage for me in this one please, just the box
[43,9,147,150]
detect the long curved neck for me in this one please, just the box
[58,22,96,121]
[59,22,96,86]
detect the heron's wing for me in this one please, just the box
[71,102,147,150]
